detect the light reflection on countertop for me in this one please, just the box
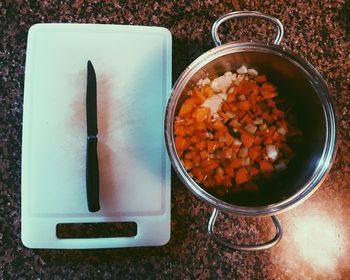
[272,195,350,279]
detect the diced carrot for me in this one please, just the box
[262,92,278,99]
[256,75,267,83]
[261,112,271,121]
[203,85,213,97]
[249,146,261,161]
[226,93,236,102]
[202,159,219,170]
[218,110,231,123]
[191,167,206,182]
[259,160,274,173]
[231,158,242,168]
[195,140,206,151]
[193,89,206,104]
[221,176,232,188]
[253,136,263,145]
[228,102,238,112]
[183,159,193,170]
[260,82,276,93]
[207,141,220,153]
[241,132,254,148]
[195,107,211,122]
[235,167,249,185]
[250,167,260,176]
[195,121,207,131]
[222,147,233,159]
[179,103,193,117]
[225,132,234,145]
[200,150,210,160]
[184,151,192,160]
[192,154,201,164]
[174,124,186,136]
[263,136,274,145]
[237,100,250,111]
[240,113,253,125]
[213,120,226,130]
[175,136,189,154]
[225,164,235,177]
[240,81,254,95]
[229,119,241,129]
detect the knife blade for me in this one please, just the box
[86,60,100,212]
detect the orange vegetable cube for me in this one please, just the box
[237,100,250,111]
[175,136,189,154]
[195,140,206,151]
[200,150,210,160]
[241,132,254,148]
[235,167,249,185]
[249,146,261,161]
[207,141,220,153]
[259,160,274,173]
[213,120,226,130]
[255,75,267,83]
[250,167,260,176]
[195,107,211,122]
[230,158,242,168]
[179,103,193,117]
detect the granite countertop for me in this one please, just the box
[1,0,349,279]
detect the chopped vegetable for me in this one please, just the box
[174,67,302,195]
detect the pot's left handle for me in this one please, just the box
[211,11,284,46]
[208,208,283,251]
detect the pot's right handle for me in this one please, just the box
[208,208,283,251]
[211,11,284,46]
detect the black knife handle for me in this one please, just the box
[86,136,100,212]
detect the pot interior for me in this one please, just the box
[174,48,329,207]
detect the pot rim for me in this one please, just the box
[165,42,337,216]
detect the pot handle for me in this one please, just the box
[208,208,283,251]
[211,11,284,47]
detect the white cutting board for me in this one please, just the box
[21,24,172,249]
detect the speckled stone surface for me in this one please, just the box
[1,0,349,279]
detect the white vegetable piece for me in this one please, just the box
[266,145,278,161]
[201,93,227,115]
[236,65,248,74]
[210,71,237,93]
[245,123,258,135]
[275,162,287,171]
[247,68,259,77]
[197,77,211,87]
[277,126,287,136]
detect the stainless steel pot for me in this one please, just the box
[165,11,337,251]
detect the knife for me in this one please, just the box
[86,60,100,212]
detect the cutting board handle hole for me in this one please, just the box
[56,222,137,238]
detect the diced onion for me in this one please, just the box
[236,65,248,74]
[242,157,251,166]
[275,162,287,171]
[259,123,267,130]
[238,147,249,157]
[247,68,259,76]
[266,145,278,161]
[233,139,242,147]
[245,123,258,135]
[252,118,263,125]
[277,126,287,135]
[226,111,235,118]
